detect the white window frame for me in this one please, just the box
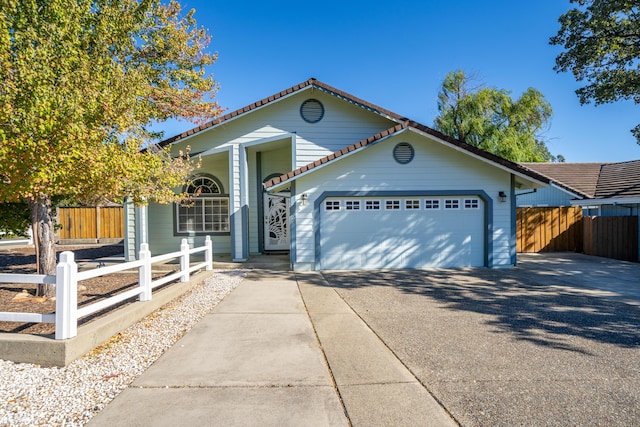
[345,200,361,211]
[464,199,479,209]
[325,200,341,211]
[176,197,230,234]
[176,175,229,235]
[424,199,440,210]
[444,199,460,209]
[385,200,401,210]
[405,199,420,210]
[365,200,381,211]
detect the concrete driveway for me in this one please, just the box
[319,253,640,426]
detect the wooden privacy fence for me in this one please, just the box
[517,207,583,253]
[58,206,124,241]
[583,216,639,262]
[517,207,639,262]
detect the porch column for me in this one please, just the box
[123,198,148,261]
[135,204,148,258]
[230,145,248,261]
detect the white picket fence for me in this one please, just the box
[0,237,212,339]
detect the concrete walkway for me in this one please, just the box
[89,269,456,426]
[297,272,456,427]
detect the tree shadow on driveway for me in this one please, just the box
[321,267,640,352]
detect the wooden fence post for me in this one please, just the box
[55,252,78,340]
[138,243,152,301]
[180,239,190,282]
[205,236,213,271]
[96,206,101,242]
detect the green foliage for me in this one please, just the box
[0,202,30,237]
[0,0,219,280]
[550,0,640,142]
[434,70,559,163]
[0,196,65,238]
[0,0,219,205]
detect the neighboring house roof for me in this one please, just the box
[595,160,640,199]
[521,159,640,202]
[520,162,602,198]
[264,120,551,190]
[156,78,409,148]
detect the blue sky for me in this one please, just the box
[160,0,639,163]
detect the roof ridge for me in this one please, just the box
[154,78,408,148]
[520,161,606,165]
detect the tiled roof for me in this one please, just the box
[155,78,409,148]
[264,121,551,189]
[520,162,603,198]
[595,160,640,198]
[521,160,640,200]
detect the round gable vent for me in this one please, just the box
[300,99,324,123]
[393,142,415,164]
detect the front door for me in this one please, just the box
[264,194,289,251]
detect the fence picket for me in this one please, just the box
[582,216,638,262]
[517,207,583,253]
[58,206,124,241]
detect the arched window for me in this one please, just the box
[185,175,223,195]
[175,175,229,234]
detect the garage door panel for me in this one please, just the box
[320,197,484,270]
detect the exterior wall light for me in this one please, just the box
[301,193,308,205]
[498,191,507,202]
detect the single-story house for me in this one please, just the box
[125,78,550,270]
[518,160,640,217]
[518,160,640,262]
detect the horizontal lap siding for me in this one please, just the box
[171,92,395,167]
[516,186,575,207]
[147,153,231,256]
[146,203,231,256]
[163,90,396,257]
[294,133,513,267]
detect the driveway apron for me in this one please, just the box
[321,254,640,426]
[88,271,347,427]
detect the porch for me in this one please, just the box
[212,253,291,271]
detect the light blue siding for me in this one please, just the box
[146,152,231,256]
[516,186,576,207]
[146,88,398,257]
[291,131,514,270]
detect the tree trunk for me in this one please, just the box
[28,195,56,297]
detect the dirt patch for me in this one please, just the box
[0,244,174,335]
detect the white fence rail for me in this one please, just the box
[0,237,213,339]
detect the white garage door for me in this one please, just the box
[319,196,484,269]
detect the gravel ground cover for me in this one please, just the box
[0,269,246,426]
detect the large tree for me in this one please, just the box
[434,70,560,163]
[0,0,219,295]
[550,0,640,142]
